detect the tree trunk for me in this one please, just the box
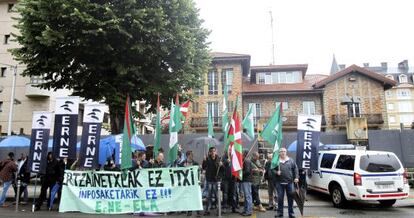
[109,105,124,134]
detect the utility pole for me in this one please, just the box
[269,10,275,65]
[7,65,17,136]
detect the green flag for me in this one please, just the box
[207,110,215,149]
[222,85,229,152]
[260,104,283,169]
[168,98,182,164]
[121,95,136,170]
[153,93,161,159]
[242,104,255,140]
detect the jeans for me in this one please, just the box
[0,181,12,205]
[251,184,261,206]
[205,182,218,212]
[240,182,252,215]
[275,182,294,216]
[13,182,29,202]
[221,180,234,209]
[267,180,276,207]
[232,181,240,209]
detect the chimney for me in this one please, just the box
[398,60,408,70]
[381,62,388,70]
[339,64,346,70]
[363,63,369,67]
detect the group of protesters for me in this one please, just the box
[0,145,301,218]
[200,146,299,218]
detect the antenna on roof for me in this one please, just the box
[269,10,275,65]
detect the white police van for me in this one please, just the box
[307,146,410,208]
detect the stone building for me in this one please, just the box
[313,65,396,130]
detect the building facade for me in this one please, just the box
[314,65,396,130]
[0,1,109,135]
[243,64,327,131]
[367,60,414,129]
[187,52,250,133]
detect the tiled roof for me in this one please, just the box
[243,74,327,94]
[313,64,396,89]
[251,64,308,72]
[210,52,250,59]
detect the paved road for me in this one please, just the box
[0,188,413,217]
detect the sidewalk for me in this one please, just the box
[4,185,414,207]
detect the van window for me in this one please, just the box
[336,155,355,171]
[320,153,336,169]
[360,154,401,172]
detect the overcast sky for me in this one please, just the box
[194,0,414,75]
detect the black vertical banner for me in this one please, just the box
[79,104,105,169]
[28,112,52,174]
[53,96,79,159]
[296,115,322,170]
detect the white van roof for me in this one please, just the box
[320,149,396,156]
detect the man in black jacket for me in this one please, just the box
[35,152,59,211]
[201,147,221,215]
[240,150,253,216]
[273,148,299,218]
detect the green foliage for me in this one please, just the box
[12,0,211,133]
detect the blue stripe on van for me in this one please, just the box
[320,170,353,177]
[360,173,401,177]
[320,170,401,177]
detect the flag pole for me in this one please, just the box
[32,174,38,212]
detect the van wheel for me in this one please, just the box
[379,200,396,207]
[330,185,348,208]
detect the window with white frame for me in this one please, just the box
[0,101,3,112]
[256,71,302,84]
[208,70,218,95]
[257,73,265,84]
[249,103,261,126]
[399,74,408,83]
[4,34,10,44]
[30,76,45,84]
[303,101,316,115]
[397,89,411,99]
[387,103,394,110]
[221,68,233,93]
[389,116,396,123]
[275,101,289,111]
[207,101,219,124]
[399,114,414,124]
[398,102,413,113]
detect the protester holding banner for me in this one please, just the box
[182,150,201,216]
[136,152,149,169]
[0,152,17,207]
[273,148,299,218]
[14,154,30,205]
[202,146,221,215]
[240,150,253,216]
[264,153,277,210]
[35,152,60,211]
[251,152,266,212]
[149,152,166,168]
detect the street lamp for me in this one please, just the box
[0,62,18,136]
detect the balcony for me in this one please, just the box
[331,114,384,126]
[25,83,51,97]
[190,116,326,129]
[190,117,223,128]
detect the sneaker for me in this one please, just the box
[258,205,266,212]
[241,213,252,216]
[266,206,274,210]
[20,201,28,205]
[289,216,296,218]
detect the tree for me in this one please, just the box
[12,0,210,133]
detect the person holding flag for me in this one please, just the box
[261,104,298,218]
